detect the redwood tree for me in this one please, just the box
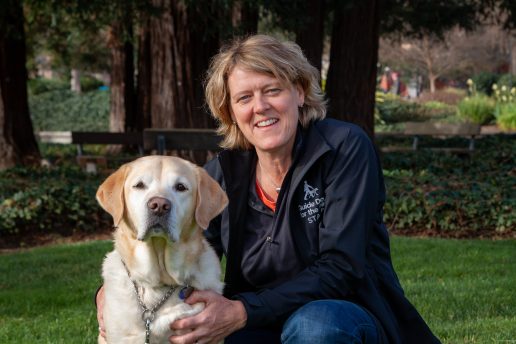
[325,0,380,138]
[0,0,40,170]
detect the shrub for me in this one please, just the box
[376,96,430,124]
[472,72,499,96]
[381,135,515,233]
[497,102,516,131]
[0,166,108,237]
[457,95,495,124]
[418,87,466,105]
[497,74,515,88]
[29,89,109,131]
[28,78,69,95]
[80,75,106,92]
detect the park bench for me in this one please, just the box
[377,122,481,153]
[142,128,222,154]
[37,131,144,173]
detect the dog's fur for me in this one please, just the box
[97,156,227,344]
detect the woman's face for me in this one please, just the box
[227,66,304,155]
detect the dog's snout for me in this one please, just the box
[147,197,171,216]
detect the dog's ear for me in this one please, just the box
[96,164,129,227]
[194,167,228,229]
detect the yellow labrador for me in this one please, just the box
[96,156,227,344]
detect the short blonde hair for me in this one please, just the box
[205,34,326,150]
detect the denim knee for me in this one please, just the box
[281,300,380,344]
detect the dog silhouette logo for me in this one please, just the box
[303,181,319,200]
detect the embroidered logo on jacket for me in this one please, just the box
[303,180,319,200]
[298,181,325,224]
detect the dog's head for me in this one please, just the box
[96,156,228,242]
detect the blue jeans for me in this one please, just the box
[225,300,385,344]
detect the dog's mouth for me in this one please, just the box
[137,221,178,242]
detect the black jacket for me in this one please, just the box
[204,119,441,344]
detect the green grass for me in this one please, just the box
[1,237,515,343]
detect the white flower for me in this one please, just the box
[501,85,507,92]
[492,84,498,90]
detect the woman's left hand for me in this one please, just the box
[169,290,247,344]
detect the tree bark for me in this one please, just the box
[144,0,219,130]
[295,0,325,73]
[136,16,152,130]
[232,0,259,36]
[325,1,380,139]
[108,10,135,134]
[0,0,40,170]
[70,69,81,93]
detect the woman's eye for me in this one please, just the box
[133,181,146,189]
[266,88,281,95]
[237,95,251,103]
[175,183,188,192]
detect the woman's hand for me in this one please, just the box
[96,285,107,339]
[169,290,247,344]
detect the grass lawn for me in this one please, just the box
[0,237,514,343]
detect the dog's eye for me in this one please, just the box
[175,183,188,192]
[133,181,146,189]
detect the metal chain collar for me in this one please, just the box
[121,259,178,344]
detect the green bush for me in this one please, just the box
[29,89,109,131]
[472,72,499,96]
[80,75,106,92]
[28,78,69,95]
[497,102,516,131]
[381,135,515,233]
[376,97,430,124]
[457,95,495,124]
[497,74,515,88]
[0,166,108,236]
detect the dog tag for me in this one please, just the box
[179,286,194,300]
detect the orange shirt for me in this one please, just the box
[255,180,276,212]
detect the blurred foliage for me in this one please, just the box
[471,72,499,96]
[0,136,514,238]
[457,95,496,125]
[381,135,515,233]
[497,102,516,131]
[29,88,109,131]
[0,165,108,237]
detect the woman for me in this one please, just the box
[167,35,441,344]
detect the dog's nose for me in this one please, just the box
[147,197,171,216]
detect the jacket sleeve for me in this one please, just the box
[234,127,382,328]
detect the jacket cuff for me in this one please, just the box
[232,292,274,329]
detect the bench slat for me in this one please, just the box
[143,129,222,152]
[71,131,143,145]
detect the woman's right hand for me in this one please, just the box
[96,285,107,339]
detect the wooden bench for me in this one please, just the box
[143,128,222,154]
[378,122,481,153]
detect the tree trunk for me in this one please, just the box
[70,69,81,93]
[108,10,135,134]
[145,0,219,130]
[325,1,380,139]
[136,16,152,131]
[232,0,259,35]
[429,73,437,93]
[148,0,187,128]
[0,0,40,170]
[295,0,325,73]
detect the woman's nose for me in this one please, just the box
[254,94,270,113]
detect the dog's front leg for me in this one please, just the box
[152,302,205,338]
